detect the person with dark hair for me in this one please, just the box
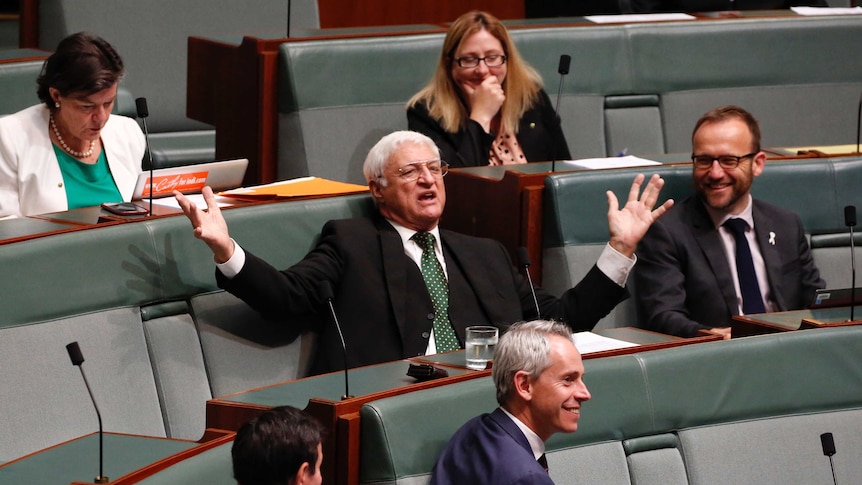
[431,320,588,484]
[635,105,824,338]
[407,11,570,168]
[232,406,325,485]
[0,31,144,217]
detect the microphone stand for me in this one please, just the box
[67,342,109,484]
[552,54,571,173]
[850,223,856,322]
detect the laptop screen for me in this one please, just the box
[132,159,248,200]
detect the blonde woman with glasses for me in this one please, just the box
[408,11,570,168]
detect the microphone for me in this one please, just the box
[845,205,856,322]
[66,342,109,484]
[820,432,838,485]
[856,91,861,155]
[518,247,541,319]
[317,281,353,400]
[551,54,571,173]
[136,97,154,216]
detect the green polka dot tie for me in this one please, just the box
[412,232,459,352]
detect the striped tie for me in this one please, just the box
[412,232,459,352]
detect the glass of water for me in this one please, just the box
[465,326,499,370]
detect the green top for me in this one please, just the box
[53,145,123,209]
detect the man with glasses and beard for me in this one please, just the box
[635,105,824,339]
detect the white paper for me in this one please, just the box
[148,194,236,210]
[565,155,661,170]
[573,331,638,354]
[225,176,316,194]
[585,13,695,23]
[792,6,862,15]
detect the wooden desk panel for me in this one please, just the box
[207,359,484,485]
[0,430,232,485]
[732,306,862,337]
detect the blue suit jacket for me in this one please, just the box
[431,408,554,485]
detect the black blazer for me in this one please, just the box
[635,196,825,337]
[219,216,624,374]
[407,89,571,168]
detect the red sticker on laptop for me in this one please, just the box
[139,171,209,198]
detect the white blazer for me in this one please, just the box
[0,104,145,217]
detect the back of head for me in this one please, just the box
[232,406,325,485]
[37,32,125,111]
[492,320,574,406]
[692,105,762,152]
[363,130,441,185]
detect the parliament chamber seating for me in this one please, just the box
[541,155,862,329]
[359,324,862,485]
[274,14,862,183]
[0,193,375,463]
[28,0,319,170]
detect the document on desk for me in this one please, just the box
[792,6,862,15]
[573,332,638,354]
[221,176,369,200]
[565,155,661,170]
[148,194,238,210]
[585,13,695,23]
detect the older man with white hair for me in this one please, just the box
[175,131,672,375]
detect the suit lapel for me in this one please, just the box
[376,219,413,341]
[690,199,740,315]
[752,202,786,310]
[488,408,534,456]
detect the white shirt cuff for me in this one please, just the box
[596,243,636,287]
[215,239,245,279]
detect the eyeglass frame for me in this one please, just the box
[453,54,508,68]
[691,152,759,170]
[381,159,449,182]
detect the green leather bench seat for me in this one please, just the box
[359,325,862,485]
[0,193,374,462]
[277,34,443,184]
[276,15,862,183]
[541,156,862,328]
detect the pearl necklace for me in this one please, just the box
[50,115,95,159]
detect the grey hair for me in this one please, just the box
[363,130,441,186]
[492,320,574,406]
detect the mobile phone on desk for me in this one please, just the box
[101,202,149,215]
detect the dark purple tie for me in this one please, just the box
[723,218,766,314]
[538,453,549,472]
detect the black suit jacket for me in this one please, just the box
[219,216,624,374]
[407,89,571,168]
[431,408,554,485]
[635,196,825,337]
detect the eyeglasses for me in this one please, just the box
[454,54,507,68]
[691,152,758,170]
[394,159,449,181]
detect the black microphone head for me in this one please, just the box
[845,205,857,227]
[558,54,571,75]
[820,432,836,456]
[518,247,531,268]
[317,280,335,302]
[66,341,84,366]
[135,97,149,118]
